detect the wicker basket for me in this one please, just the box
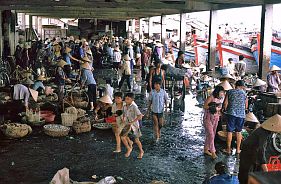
[43,124,70,137]
[92,123,112,130]
[72,119,91,134]
[65,107,78,121]
[74,101,88,108]
[0,123,32,138]
[61,113,74,127]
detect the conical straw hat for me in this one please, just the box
[65,46,72,53]
[37,75,46,81]
[57,59,67,67]
[254,78,267,87]
[219,81,233,90]
[28,88,38,102]
[245,112,259,123]
[270,65,281,72]
[261,114,281,133]
[81,62,92,70]
[22,78,34,85]
[82,56,91,63]
[220,73,235,80]
[99,95,113,104]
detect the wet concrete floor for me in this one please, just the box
[0,94,239,184]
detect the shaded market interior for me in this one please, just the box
[0,0,281,184]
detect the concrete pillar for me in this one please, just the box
[161,15,166,45]
[259,4,273,80]
[38,17,42,38]
[34,16,38,34]
[180,13,187,51]
[207,10,218,70]
[148,17,153,39]
[131,19,135,39]
[139,18,143,40]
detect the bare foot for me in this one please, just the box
[211,153,218,160]
[137,151,144,159]
[204,150,212,156]
[125,147,133,158]
[113,148,121,153]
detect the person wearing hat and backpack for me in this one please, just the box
[238,114,281,184]
[267,65,281,92]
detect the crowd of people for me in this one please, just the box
[8,34,281,183]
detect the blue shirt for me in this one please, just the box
[226,89,247,118]
[65,53,72,65]
[149,89,168,113]
[204,174,239,184]
[81,69,96,86]
[33,81,45,91]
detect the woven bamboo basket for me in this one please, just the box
[65,107,78,121]
[72,119,91,134]
[43,124,70,137]
[0,123,32,138]
[61,113,74,127]
[70,90,89,109]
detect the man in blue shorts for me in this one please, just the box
[223,80,248,155]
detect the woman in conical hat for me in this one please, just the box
[81,60,96,111]
[93,95,113,120]
[218,80,233,91]
[33,75,47,93]
[267,65,281,92]
[244,112,260,131]
[239,114,281,184]
[55,59,70,107]
[252,78,267,93]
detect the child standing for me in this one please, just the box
[121,93,144,159]
[148,80,168,142]
[111,92,133,153]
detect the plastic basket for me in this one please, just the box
[61,113,74,127]
[266,156,281,171]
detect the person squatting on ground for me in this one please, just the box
[203,162,239,184]
[203,86,225,159]
[121,93,144,159]
[147,80,169,142]
[111,92,133,153]
[223,80,248,155]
